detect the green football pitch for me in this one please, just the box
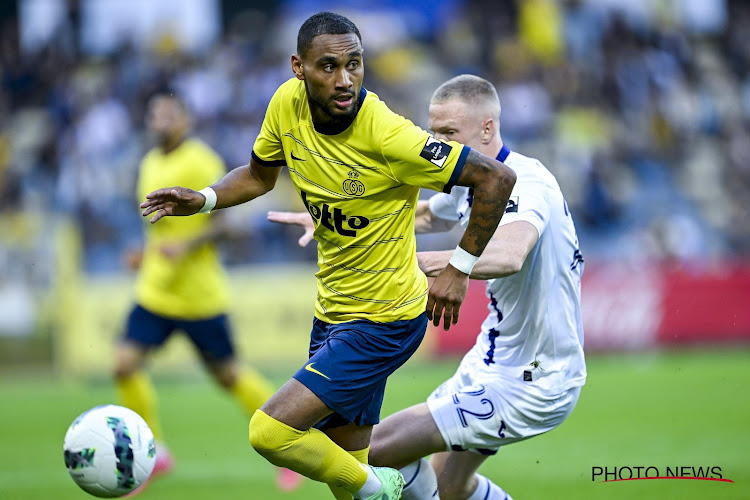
[1,348,748,500]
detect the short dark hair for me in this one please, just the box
[297,12,362,58]
[148,88,190,114]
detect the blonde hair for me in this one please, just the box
[431,74,501,120]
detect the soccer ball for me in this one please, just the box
[63,405,156,497]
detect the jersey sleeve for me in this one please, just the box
[379,111,470,193]
[428,192,460,221]
[499,177,550,237]
[251,84,287,167]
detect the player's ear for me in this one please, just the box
[482,118,494,144]
[291,54,305,80]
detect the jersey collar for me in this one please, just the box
[497,144,511,162]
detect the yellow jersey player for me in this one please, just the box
[268,76,585,500]
[115,92,301,493]
[140,12,516,500]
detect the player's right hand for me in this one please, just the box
[141,187,205,223]
[426,265,469,331]
[267,211,315,247]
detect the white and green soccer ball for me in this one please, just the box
[63,405,156,497]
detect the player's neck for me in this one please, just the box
[160,136,186,154]
[309,106,359,135]
[311,115,355,135]
[482,137,504,160]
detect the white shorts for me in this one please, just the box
[427,348,582,455]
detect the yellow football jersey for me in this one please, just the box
[135,138,229,319]
[253,78,470,323]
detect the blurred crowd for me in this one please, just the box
[2,0,750,281]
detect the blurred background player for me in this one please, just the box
[114,91,302,492]
[139,11,516,500]
[269,74,585,500]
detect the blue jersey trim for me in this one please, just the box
[251,150,286,167]
[498,144,510,162]
[442,145,471,194]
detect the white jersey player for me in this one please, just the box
[426,149,586,395]
[419,149,586,452]
[267,74,586,500]
[370,74,586,500]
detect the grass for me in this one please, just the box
[1,348,749,499]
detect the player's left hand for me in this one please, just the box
[426,265,469,330]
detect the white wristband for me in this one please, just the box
[449,246,480,275]
[197,187,217,214]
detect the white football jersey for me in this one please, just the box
[428,145,586,394]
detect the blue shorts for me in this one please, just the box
[293,313,427,429]
[123,304,235,364]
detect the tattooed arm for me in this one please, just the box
[454,149,516,255]
[426,149,516,329]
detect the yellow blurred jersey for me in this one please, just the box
[135,138,229,319]
[253,78,469,323]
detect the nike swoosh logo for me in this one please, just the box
[304,363,330,380]
[291,152,306,161]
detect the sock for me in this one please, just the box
[248,410,368,493]
[329,447,369,500]
[353,466,383,498]
[468,474,512,500]
[116,371,163,441]
[230,369,275,416]
[401,459,439,499]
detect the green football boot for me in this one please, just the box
[359,466,405,500]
